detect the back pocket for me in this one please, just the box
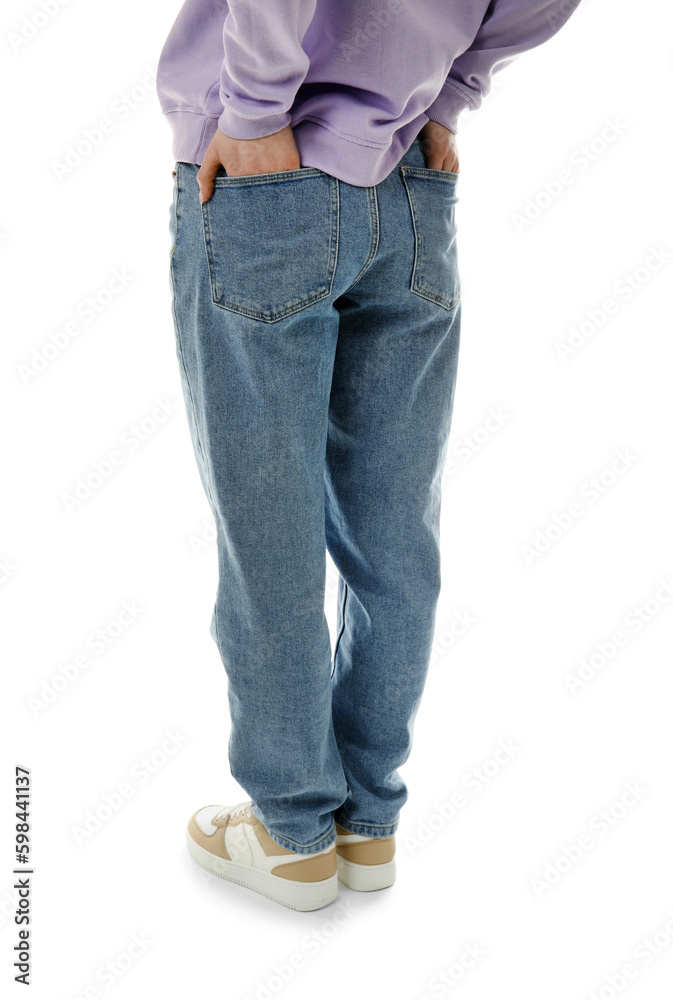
[399,165,460,312]
[201,167,338,324]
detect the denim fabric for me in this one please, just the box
[168,136,461,854]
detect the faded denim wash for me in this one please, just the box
[168,135,461,853]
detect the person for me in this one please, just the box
[157,0,582,911]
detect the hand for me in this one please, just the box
[197,124,301,203]
[418,120,460,173]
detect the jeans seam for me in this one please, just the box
[329,174,340,297]
[170,168,217,513]
[349,184,380,288]
[331,577,348,678]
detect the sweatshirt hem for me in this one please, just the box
[165,109,427,187]
[166,110,220,165]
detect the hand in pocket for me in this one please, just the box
[418,120,460,174]
[197,125,301,203]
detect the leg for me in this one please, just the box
[169,161,347,852]
[326,142,462,837]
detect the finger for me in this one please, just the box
[421,134,445,170]
[197,150,221,204]
[425,153,445,170]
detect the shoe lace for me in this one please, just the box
[215,800,253,822]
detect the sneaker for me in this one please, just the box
[186,800,338,911]
[335,824,396,891]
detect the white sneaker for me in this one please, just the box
[335,823,396,891]
[186,801,338,911]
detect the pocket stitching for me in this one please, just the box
[212,166,324,188]
[201,172,338,324]
[401,164,460,182]
[400,167,460,312]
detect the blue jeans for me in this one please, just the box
[168,136,461,854]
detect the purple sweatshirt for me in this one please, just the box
[157,0,581,187]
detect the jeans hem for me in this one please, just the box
[334,812,399,839]
[252,805,337,855]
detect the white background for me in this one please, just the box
[2,0,672,997]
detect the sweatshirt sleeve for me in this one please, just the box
[217,0,317,139]
[425,0,582,134]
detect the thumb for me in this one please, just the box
[196,149,221,204]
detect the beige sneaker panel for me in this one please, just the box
[253,820,338,880]
[194,807,338,879]
[188,814,230,860]
[271,849,337,882]
[336,835,396,865]
[252,820,305,857]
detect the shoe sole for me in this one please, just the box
[186,830,339,911]
[337,855,396,891]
